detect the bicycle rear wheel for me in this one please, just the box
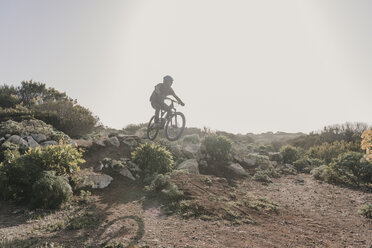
[147,116,160,140]
[165,112,186,141]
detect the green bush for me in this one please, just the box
[201,134,232,161]
[132,143,174,176]
[182,134,200,144]
[31,171,73,209]
[252,170,272,183]
[331,152,372,186]
[253,163,280,183]
[0,85,18,108]
[280,145,300,164]
[293,157,324,173]
[35,100,98,138]
[21,144,84,176]
[0,144,84,204]
[358,204,372,219]
[145,173,183,202]
[307,140,362,165]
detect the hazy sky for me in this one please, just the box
[0,0,371,134]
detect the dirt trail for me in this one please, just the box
[0,173,371,247]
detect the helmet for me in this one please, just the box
[163,75,174,83]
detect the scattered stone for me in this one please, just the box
[107,136,120,148]
[177,159,199,174]
[87,174,113,189]
[25,136,40,148]
[94,161,104,171]
[5,134,11,139]
[295,176,305,185]
[0,137,5,144]
[119,167,136,181]
[31,133,47,143]
[226,163,248,177]
[41,140,58,146]
[7,135,28,148]
[93,140,106,147]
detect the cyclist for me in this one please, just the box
[150,75,185,127]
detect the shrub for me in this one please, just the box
[182,134,200,144]
[0,85,18,108]
[0,144,84,204]
[122,123,146,135]
[361,129,372,162]
[145,173,184,201]
[293,157,324,173]
[35,100,98,138]
[331,152,372,186]
[22,144,83,176]
[358,204,372,219]
[280,145,300,164]
[253,163,280,183]
[132,143,174,176]
[31,171,73,209]
[307,140,361,165]
[252,170,272,183]
[201,134,232,161]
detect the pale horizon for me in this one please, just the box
[1,0,371,134]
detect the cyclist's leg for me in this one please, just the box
[159,100,172,117]
[151,101,161,123]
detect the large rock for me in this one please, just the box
[182,144,200,159]
[87,174,113,189]
[119,167,136,181]
[233,153,271,169]
[121,136,139,147]
[7,135,28,148]
[25,136,39,149]
[106,136,120,148]
[177,159,199,174]
[269,152,283,163]
[31,133,47,143]
[41,140,58,146]
[226,163,248,177]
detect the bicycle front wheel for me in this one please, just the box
[147,116,159,140]
[165,112,186,141]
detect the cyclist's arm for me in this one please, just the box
[172,93,184,105]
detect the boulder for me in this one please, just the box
[177,159,199,174]
[119,167,136,181]
[7,135,28,148]
[0,137,5,144]
[121,136,139,147]
[269,152,283,163]
[5,134,11,139]
[72,139,93,148]
[107,136,120,148]
[31,133,47,143]
[87,174,113,189]
[226,163,248,177]
[182,144,200,159]
[41,140,58,146]
[25,136,40,148]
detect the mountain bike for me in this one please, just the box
[147,98,186,141]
